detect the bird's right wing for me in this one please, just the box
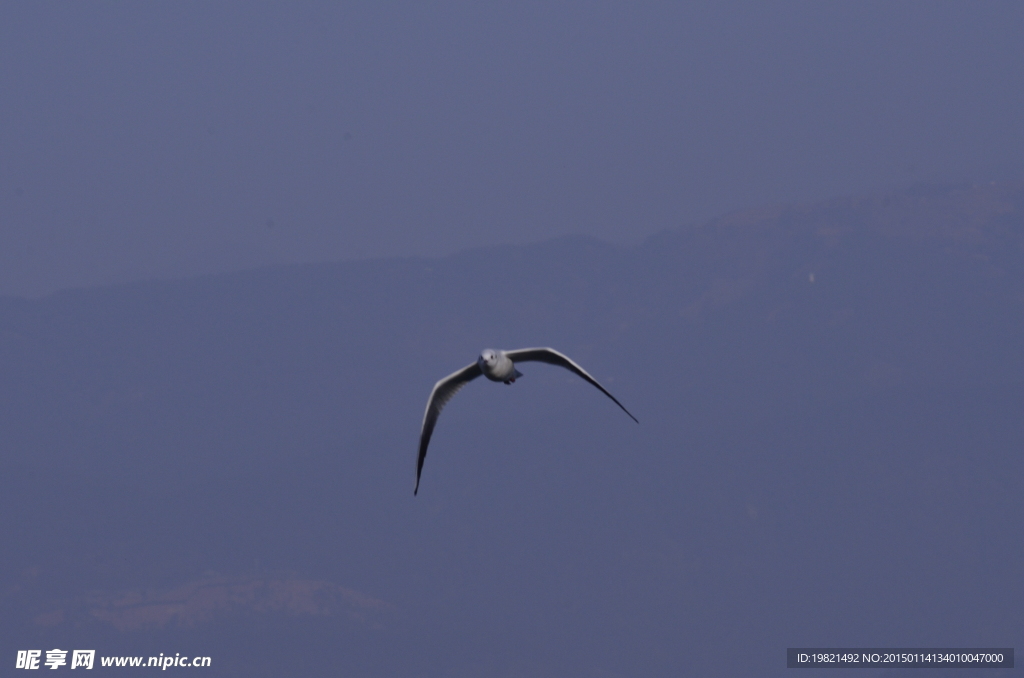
[416,362,483,495]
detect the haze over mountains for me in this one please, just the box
[2,182,1022,676]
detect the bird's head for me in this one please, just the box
[478,349,499,368]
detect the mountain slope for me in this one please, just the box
[1,181,1021,677]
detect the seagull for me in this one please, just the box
[415,347,637,494]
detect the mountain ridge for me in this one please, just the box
[1,180,1021,676]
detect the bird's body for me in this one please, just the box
[414,347,637,494]
[478,348,522,383]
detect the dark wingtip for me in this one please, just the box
[618,404,639,424]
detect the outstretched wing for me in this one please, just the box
[416,362,483,495]
[503,347,638,423]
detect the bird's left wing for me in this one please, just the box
[503,347,638,423]
[416,361,483,495]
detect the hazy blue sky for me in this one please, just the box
[2,1,1023,296]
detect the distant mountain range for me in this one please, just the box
[2,181,1021,677]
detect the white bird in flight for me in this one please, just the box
[415,347,637,494]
